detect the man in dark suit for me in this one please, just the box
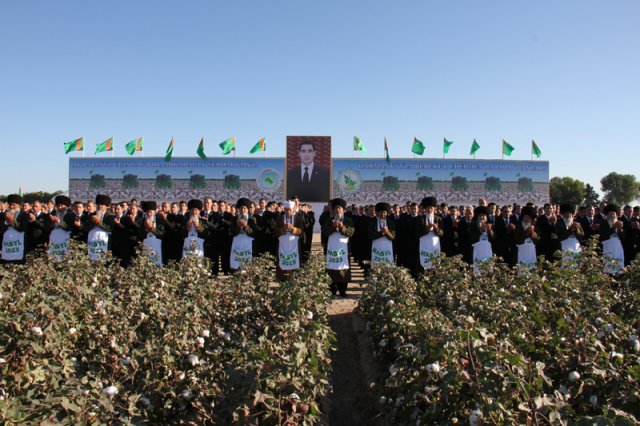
[493,204,517,266]
[286,140,330,202]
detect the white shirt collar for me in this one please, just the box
[301,163,314,179]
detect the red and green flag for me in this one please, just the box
[384,138,390,163]
[165,138,174,162]
[219,137,235,155]
[411,137,425,155]
[125,137,143,156]
[249,137,266,154]
[95,137,113,154]
[502,139,515,156]
[532,140,542,158]
[197,138,207,160]
[64,137,84,154]
[353,136,366,153]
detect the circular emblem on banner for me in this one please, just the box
[256,168,282,191]
[336,168,363,193]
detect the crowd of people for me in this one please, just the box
[345,198,640,275]
[0,194,315,276]
[1,192,639,292]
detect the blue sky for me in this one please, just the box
[1,1,638,196]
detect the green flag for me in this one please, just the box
[532,140,542,158]
[470,139,480,155]
[353,136,366,153]
[502,140,515,156]
[249,137,266,154]
[95,137,113,154]
[443,138,454,154]
[384,138,390,163]
[219,137,235,155]
[165,138,174,162]
[411,138,425,155]
[64,137,84,154]
[197,138,207,160]
[125,137,143,156]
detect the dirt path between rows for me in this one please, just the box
[322,254,382,426]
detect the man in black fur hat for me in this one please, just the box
[321,198,354,297]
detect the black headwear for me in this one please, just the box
[187,199,204,210]
[331,198,347,209]
[7,194,23,205]
[55,195,71,207]
[95,194,112,206]
[141,201,157,212]
[420,196,438,208]
[375,202,391,213]
[236,198,252,210]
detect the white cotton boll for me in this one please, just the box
[379,396,387,404]
[139,312,146,321]
[469,409,482,426]
[102,385,118,397]
[306,311,314,320]
[568,371,580,382]
[633,339,640,353]
[68,327,77,336]
[389,364,399,375]
[196,337,205,348]
[31,326,43,337]
[379,339,388,348]
[609,351,623,360]
[288,392,300,400]
[139,397,151,409]
[217,329,226,338]
[201,329,210,338]
[386,300,395,306]
[426,362,440,374]
[187,354,199,366]
[605,324,614,334]
[222,332,231,342]
[111,290,119,298]
[0,358,6,364]
[181,389,194,400]
[589,395,598,407]
[395,395,404,408]
[439,369,447,379]
[178,371,186,380]
[629,334,638,342]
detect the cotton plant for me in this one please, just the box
[361,248,640,424]
[0,241,334,425]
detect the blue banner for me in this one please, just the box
[69,157,285,202]
[332,158,549,205]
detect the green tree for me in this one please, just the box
[0,191,63,204]
[583,183,600,206]
[549,177,585,206]
[600,172,638,205]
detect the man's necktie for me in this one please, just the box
[303,167,309,184]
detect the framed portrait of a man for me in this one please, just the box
[286,136,331,202]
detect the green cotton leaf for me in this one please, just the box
[503,353,524,366]
[61,397,81,413]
